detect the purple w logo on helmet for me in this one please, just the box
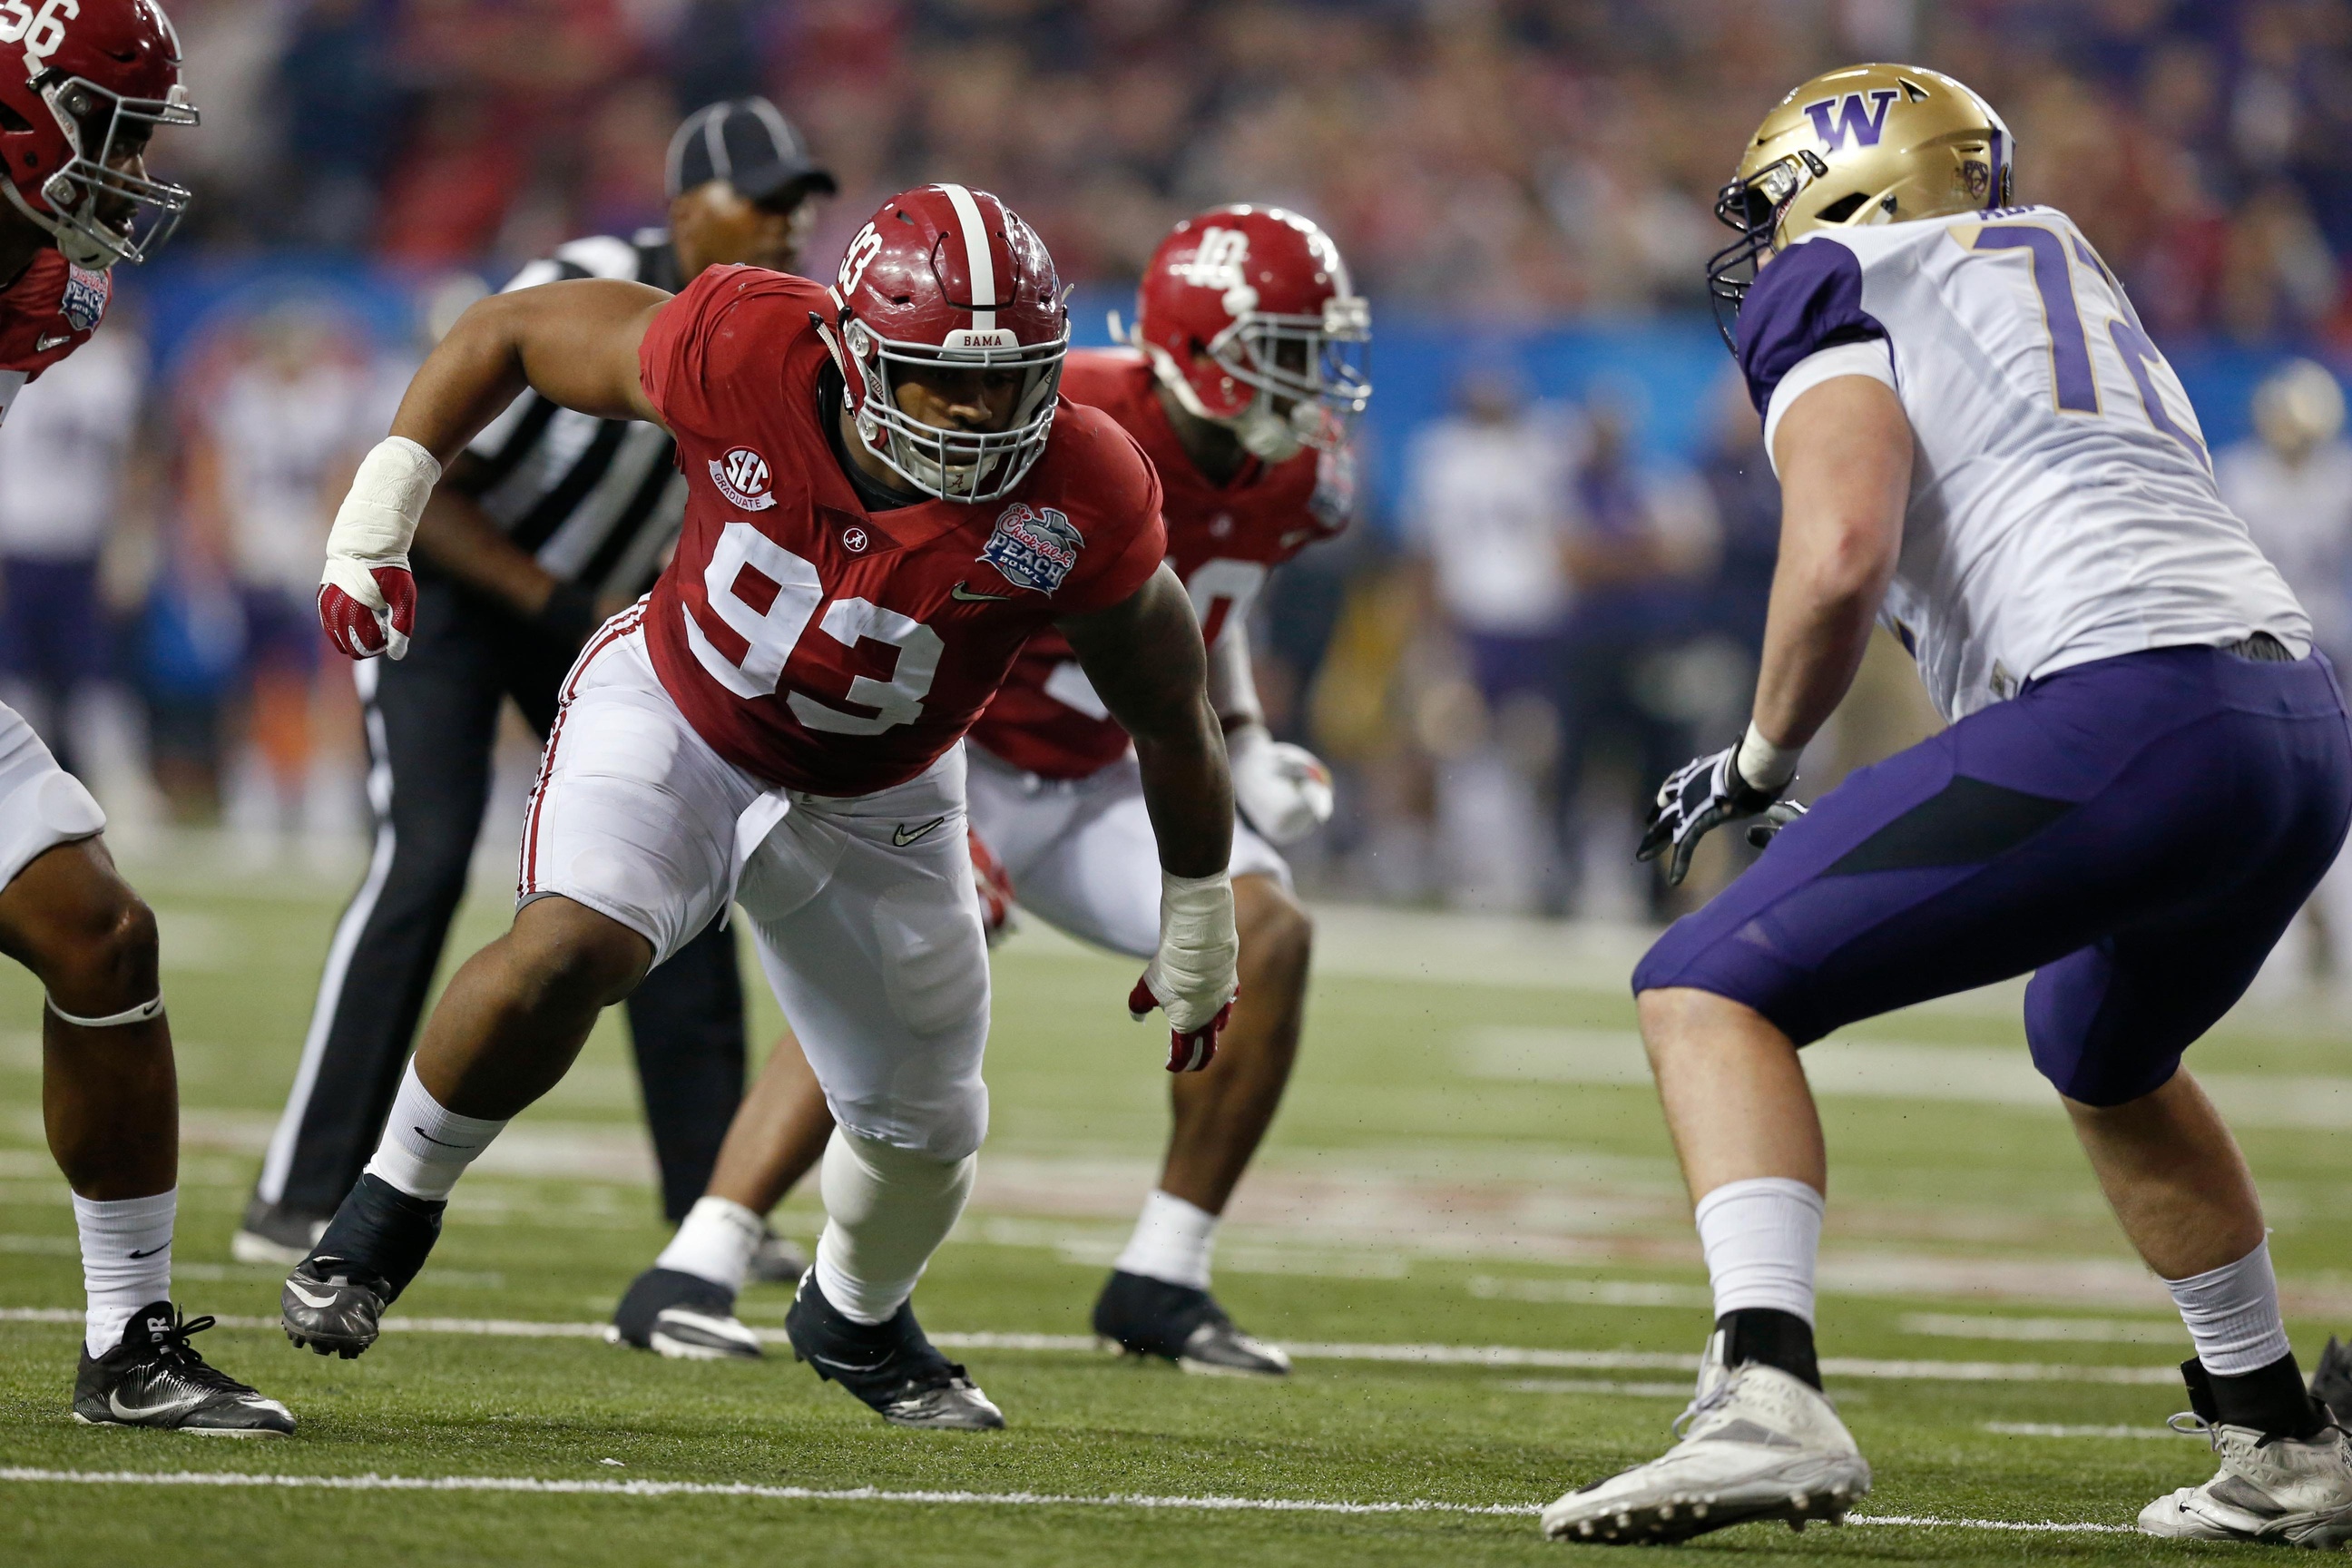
[1803,89,1900,151]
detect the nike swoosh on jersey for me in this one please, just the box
[892,816,949,848]
[285,1280,340,1309]
[34,333,68,352]
[109,1387,206,1421]
[948,581,1014,603]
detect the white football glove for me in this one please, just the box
[1228,722,1334,846]
[1127,869,1239,1073]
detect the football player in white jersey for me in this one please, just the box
[1540,64,2352,1547]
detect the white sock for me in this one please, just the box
[1694,1176,1824,1325]
[812,1127,975,1326]
[2167,1238,2292,1376]
[361,1060,507,1202]
[75,1188,175,1357]
[1114,1190,1219,1290]
[655,1197,765,1292]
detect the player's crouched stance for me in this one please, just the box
[0,0,288,1435]
[284,184,1238,1433]
[1544,64,2352,1546]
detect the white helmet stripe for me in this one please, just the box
[939,182,997,332]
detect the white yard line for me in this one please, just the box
[0,1308,2183,1382]
[1984,1422,2180,1441]
[0,1467,2144,1533]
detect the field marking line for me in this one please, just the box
[0,1308,2183,1383]
[0,1467,1532,1516]
[1983,1422,2180,1441]
[0,1468,2141,1533]
[1847,1514,2136,1534]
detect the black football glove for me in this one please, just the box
[1637,745,1807,887]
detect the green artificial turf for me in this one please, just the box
[2,836,2343,1563]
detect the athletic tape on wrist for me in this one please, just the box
[46,993,163,1028]
[1152,870,1238,1030]
[321,436,441,609]
[1735,720,1801,794]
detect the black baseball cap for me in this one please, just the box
[666,97,837,207]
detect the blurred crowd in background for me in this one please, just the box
[11,0,2352,932]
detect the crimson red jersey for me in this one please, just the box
[970,347,1352,779]
[0,250,110,425]
[638,267,1167,796]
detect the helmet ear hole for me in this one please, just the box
[0,103,27,134]
[1815,192,1870,225]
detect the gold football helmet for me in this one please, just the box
[1706,64,2014,348]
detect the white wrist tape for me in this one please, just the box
[1735,720,1801,794]
[1151,869,1238,1032]
[320,436,440,611]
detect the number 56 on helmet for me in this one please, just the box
[1706,63,2011,350]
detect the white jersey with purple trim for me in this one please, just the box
[1738,203,2308,722]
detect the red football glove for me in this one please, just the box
[969,828,1014,947]
[1128,976,1234,1073]
[318,565,416,661]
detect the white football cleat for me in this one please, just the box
[2141,1416,2352,1547]
[1540,1336,1869,1545]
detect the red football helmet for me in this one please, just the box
[0,0,197,269]
[825,182,1069,503]
[1126,205,1371,462]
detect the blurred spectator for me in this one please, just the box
[0,328,148,780]
[2220,358,2352,666]
[1401,364,1577,911]
[1554,405,1719,918]
[1694,374,1780,658]
[178,305,387,834]
[2219,358,2352,982]
[270,0,403,250]
[97,1,2352,329]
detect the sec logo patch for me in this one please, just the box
[709,446,776,512]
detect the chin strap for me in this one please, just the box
[47,993,165,1028]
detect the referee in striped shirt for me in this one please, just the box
[238,100,836,1267]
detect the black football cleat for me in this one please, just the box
[74,1302,296,1436]
[1093,1269,1292,1377]
[784,1270,1003,1429]
[606,1268,763,1360]
[2313,1337,2352,1429]
[281,1257,391,1359]
[231,1191,330,1267]
[748,1224,809,1285]
[280,1174,444,1359]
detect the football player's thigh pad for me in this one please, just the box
[0,700,103,897]
[962,746,1085,884]
[526,672,758,965]
[740,789,991,1164]
[1004,767,1164,960]
[1230,821,1295,892]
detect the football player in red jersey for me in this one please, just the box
[607,208,1368,1376]
[0,0,292,1435]
[285,184,1239,1430]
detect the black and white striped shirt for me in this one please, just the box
[456,230,686,600]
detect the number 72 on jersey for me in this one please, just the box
[1963,220,2210,472]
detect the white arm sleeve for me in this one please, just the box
[1762,338,1898,477]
